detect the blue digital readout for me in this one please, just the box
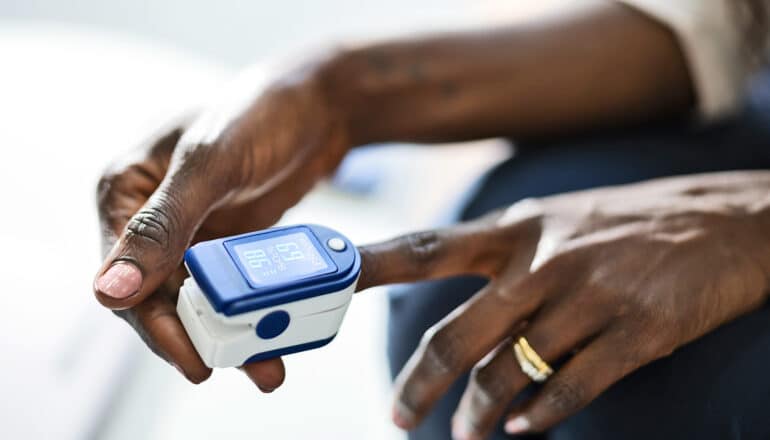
[232,231,332,286]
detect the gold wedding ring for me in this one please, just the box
[513,336,553,383]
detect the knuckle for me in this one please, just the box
[420,325,464,375]
[634,299,669,324]
[491,277,541,309]
[490,282,525,306]
[637,331,677,362]
[404,230,444,267]
[542,376,586,415]
[126,206,173,248]
[469,365,508,404]
[625,303,679,354]
[612,328,646,371]
[493,198,545,230]
[619,351,644,374]
[179,140,240,192]
[614,325,675,372]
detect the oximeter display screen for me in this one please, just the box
[232,232,331,286]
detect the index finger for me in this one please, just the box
[356,216,512,291]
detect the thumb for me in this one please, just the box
[94,157,231,310]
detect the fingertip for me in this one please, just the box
[133,298,212,384]
[171,360,212,384]
[257,384,276,394]
[94,261,142,299]
[449,395,478,440]
[450,416,481,440]
[504,415,531,435]
[188,368,213,384]
[392,400,416,430]
[242,358,286,392]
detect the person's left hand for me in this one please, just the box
[355,171,770,439]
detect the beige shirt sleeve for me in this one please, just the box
[619,0,770,120]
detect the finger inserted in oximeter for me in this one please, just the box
[177,224,360,368]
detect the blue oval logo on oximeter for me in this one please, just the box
[176,224,361,368]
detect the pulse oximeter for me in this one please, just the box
[177,224,360,368]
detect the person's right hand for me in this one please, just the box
[93,60,352,388]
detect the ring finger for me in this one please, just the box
[452,292,608,440]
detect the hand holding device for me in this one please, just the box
[92,59,352,388]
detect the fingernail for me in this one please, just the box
[504,416,531,434]
[392,402,415,430]
[258,385,276,393]
[96,262,142,299]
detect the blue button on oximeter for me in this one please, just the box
[177,224,360,368]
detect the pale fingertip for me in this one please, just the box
[450,418,467,440]
[504,415,531,434]
[451,417,480,440]
[392,401,416,430]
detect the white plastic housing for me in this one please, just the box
[177,277,356,368]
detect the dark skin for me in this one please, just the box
[373,174,770,437]
[93,2,770,437]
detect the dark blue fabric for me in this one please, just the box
[387,95,770,439]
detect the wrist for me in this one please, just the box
[712,171,770,289]
[269,47,361,156]
[314,46,382,146]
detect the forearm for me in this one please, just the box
[320,1,695,145]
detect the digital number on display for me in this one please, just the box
[232,232,330,285]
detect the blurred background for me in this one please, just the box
[0,1,568,439]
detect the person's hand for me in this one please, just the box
[356,171,770,438]
[93,60,351,388]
